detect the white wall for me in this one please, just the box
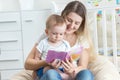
[0,0,54,11]
[0,0,20,11]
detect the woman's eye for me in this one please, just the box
[76,21,82,25]
[75,22,80,25]
[66,18,72,23]
[68,19,72,22]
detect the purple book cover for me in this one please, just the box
[46,50,70,63]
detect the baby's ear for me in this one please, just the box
[45,29,48,35]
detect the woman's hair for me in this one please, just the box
[61,1,96,62]
[61,1,86,36]
[46,14,65,29]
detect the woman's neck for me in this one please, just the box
[64,33,77,47]
[65,33,74,37]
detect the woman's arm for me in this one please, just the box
[77,48,89,69]
[61,48,89,78]
[24,43,48,70]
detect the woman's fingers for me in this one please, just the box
[62,60,69,69]
[62,62,69,71]
[69,56,73,63]
[65,57,73,67]
[61,58,76,74]
[62,60,74,74]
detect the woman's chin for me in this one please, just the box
[66,30,75,34]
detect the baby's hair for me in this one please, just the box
[46,14,65,29]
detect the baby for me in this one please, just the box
[33,14,70,80]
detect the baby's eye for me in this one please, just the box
[52,33,56,35]
[60,33,63,35]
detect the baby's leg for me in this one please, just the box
[43,66,52,73]
[56,69,70,80]
[44,66,70,80]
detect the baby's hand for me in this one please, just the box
[48,59,61,69]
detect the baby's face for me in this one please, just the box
[47,24,66,43]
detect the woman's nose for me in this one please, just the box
[70,22,74,28]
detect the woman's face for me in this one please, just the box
[65,12,83,34]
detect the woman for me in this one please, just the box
[11,1,120,80]
[25,1,94,80]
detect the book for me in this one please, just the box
[46,46,83,63]
[46,50,70,63]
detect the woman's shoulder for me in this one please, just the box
[37,33,47,43]
[37,37,49,46]
[76,36,90,48]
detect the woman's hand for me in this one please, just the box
[48,59,61,69]
[61,57,76,74]
[61,57,84,78]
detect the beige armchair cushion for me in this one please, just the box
[88,55,120,80]
[11,56,120,80]
[10,70,33,80]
